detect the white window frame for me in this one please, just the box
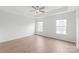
[56,19,67,35]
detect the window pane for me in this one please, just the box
[56,27,66,34]
[37,22,43,32]
[56,19,67,26]
[56,27,66,31]
[56,19,67,35]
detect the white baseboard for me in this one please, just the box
[36,34,75,43]
[0,34,34,43]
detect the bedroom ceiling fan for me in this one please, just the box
[31,6,46,14]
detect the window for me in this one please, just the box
[56,19,67,35]
[37,22,43,32]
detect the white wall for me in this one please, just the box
[69,7,79,48]
[36,11,76,42]
[76,7,79,48]
[0,10,35,42]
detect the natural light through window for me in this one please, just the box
[37,22,43,32]
[56,19,67,35]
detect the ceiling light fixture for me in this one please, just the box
[31,6,46,15]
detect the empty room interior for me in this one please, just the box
[0,6,79,53]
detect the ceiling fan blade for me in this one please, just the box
[32,6,37,10]
[40,10,45,13]
[39,7,45,10]
[36,6,39,10]
[40,7,45,9]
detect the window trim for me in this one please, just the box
[56,19,67,35]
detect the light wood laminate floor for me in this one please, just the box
[0,35,79,53]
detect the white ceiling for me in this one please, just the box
[0,6,75,18]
